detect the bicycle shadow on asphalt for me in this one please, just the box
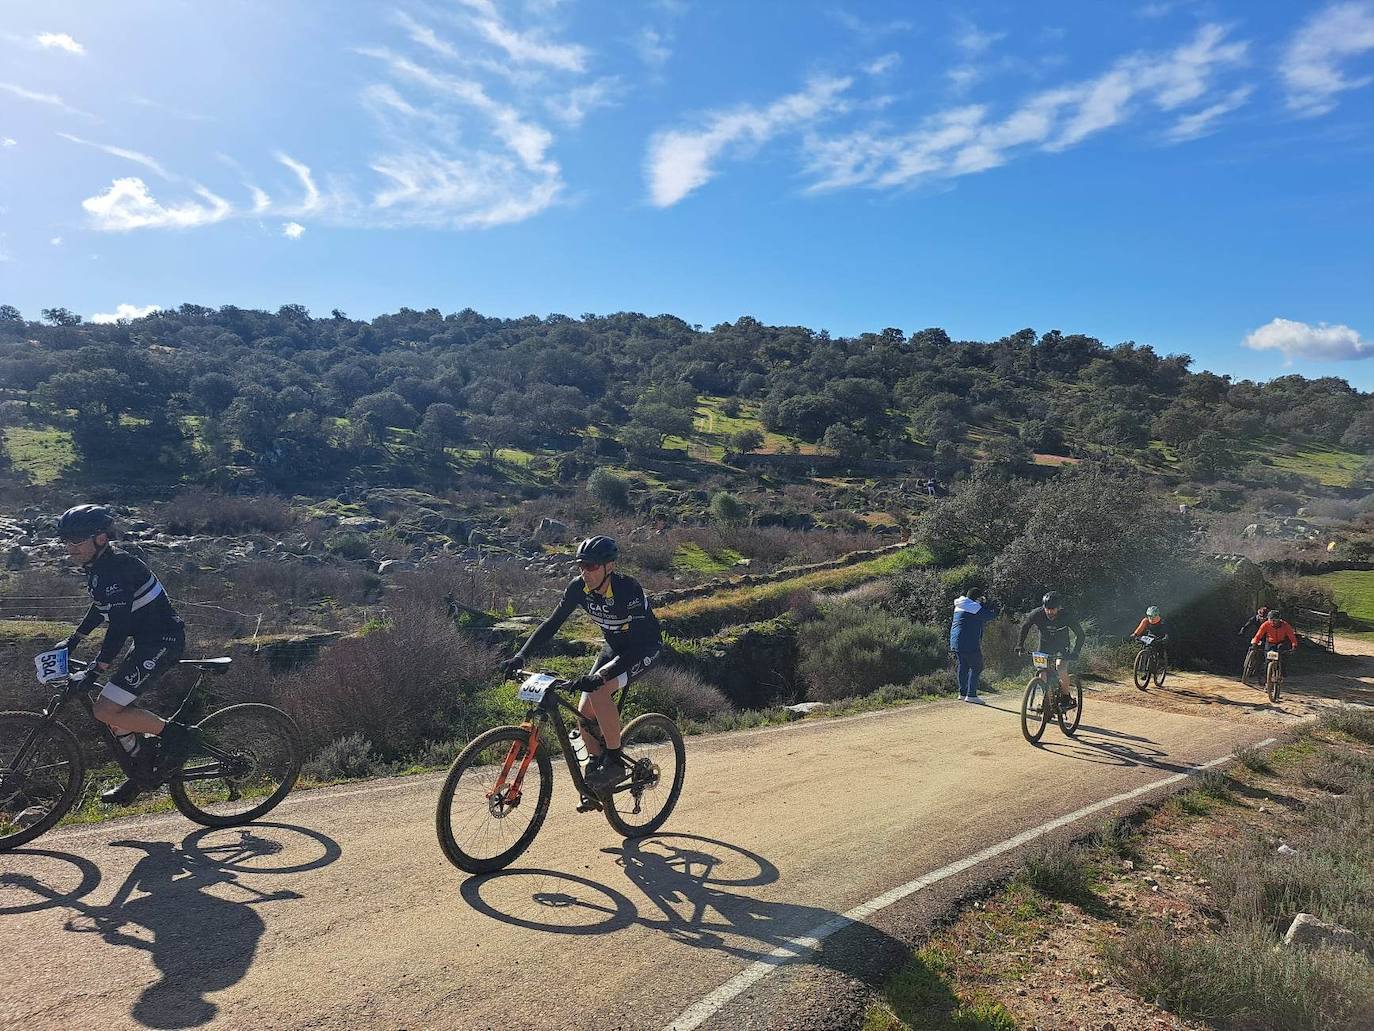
[0,822,340,1030]
[1033,728,1209,776]
[460,832,907,987]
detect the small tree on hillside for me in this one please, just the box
[823,423,865,464]
[709,491,746,524]
[587,467,631,511]
[730,427,764,454]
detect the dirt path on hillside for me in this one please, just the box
[1085,635,1374,729]
[0,678,1301,1031]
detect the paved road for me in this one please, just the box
[4,652,1351,1031]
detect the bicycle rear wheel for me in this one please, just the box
[1266,662,1282,703]
[436,725,552,874]
[1132,650,1150,690]
[1058,676,1084,736]
[603,713,685,838]
[169,704,302,827]
[0,712,85,851]
[1021,678,1050,743]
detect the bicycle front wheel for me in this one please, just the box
[169,704,302,827]
[1021,678,1050,744]
[1152,654,1169,689]
[0,712,85,851]
[1058,676,1084,736]
[1240,650,1259,686]
[603,713,685,838]
[436,725,552,874]
[1132,650,1150,690]
[1266,663,1282,703]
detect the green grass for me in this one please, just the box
[3,426,77,484]
[1311,570,1374,639]
[864,944,1020,1031]
[693,396,821,455]
[1251,438,1365,488]
[672,542,746,574]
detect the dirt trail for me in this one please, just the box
[1,644,1370,1031]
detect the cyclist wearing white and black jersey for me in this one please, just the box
[53,505,200,805]
[502,536,661,792]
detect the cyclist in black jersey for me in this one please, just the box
[52,505,201,805]
[1016,591,1085,710]
[501,535,661,793]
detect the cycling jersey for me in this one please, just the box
[1252,620,1298,649]
[1132,617,1170,640]
[1018,606,1084,656]
[518,573,662,660]
[72,545,185,667]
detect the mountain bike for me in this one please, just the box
[435,668,686,875]
[1264,648,1285,703]
[0,649,302,851]
[1020,651,1083,744]
[1131,635,1168,690]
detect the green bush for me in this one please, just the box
[709,491,746,524]
[1019,841,1094,901]
[799,601,945,701]
[305,733,376,780]
[587,467,631,510]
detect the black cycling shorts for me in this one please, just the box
[98,629,186,707]
[588,643,661,694]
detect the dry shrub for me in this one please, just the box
[270,594,499,757]
[395,555,554,614]
[633,663,732,721]
[220,560,381,612]
[161,489,295,534]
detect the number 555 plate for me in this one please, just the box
[517,673,556,702]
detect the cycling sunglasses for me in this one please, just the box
[577,559,604,570]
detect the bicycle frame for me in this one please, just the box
[10,664,239,789]
[487,674,631,814]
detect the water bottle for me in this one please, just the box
[568,727,589,765]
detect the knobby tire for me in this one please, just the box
[1021,677,1050,744]
[602,712,685,838]
[0,712,86,852]
[168,703,302,828]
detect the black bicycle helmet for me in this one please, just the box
[1042,591,1062,608]
[575,535,619,564]
[56,504,114,542]
[1267,610,1282,622]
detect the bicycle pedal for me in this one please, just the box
[576,795,601,813]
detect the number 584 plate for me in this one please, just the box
[34,648,69,684]
[517,673,556,703]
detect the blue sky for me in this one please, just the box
[1,1,1372,387]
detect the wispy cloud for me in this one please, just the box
[50,236,62,246]
[954,22,1005,57]
[282,221,305,239]
[634,27,672,69]
[1,137,15,148]
[0,81,93,118]
[545,77,620,126]
[1163,85,1253,141]
[826,9,913,43]
[91,303,160,324]
[864,53,901,76]
[35,32,85,55]
[1244,317,1371,361]
[646,76,852,207]
[393,11,458,60]
[57,132,174,180]
[276,153,323,211]
[804,24,1249,193]
[1282,2,1374,116]
[82,177,232,231]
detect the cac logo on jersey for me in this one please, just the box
[103,584,120,597]
[143,659,157,670]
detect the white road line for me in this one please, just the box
[663,736,1279,1031]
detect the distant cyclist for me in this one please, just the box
[1131,605,1170,660]
[53,504,200,805]
[1017,592,1085,710]
[1248,610,1297,680]
[501,535,662,793]
[1238,605,1270,642]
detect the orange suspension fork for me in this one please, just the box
[488,722,540,803]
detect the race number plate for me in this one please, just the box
[34,648,69,684]
[1140,635,1155,646]
[517,673,556,703]
[1267,651,1281,661]
[1032,651,1049,670]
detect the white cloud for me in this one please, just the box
[276,153,323,211]
[545,77,619,125]
[1243,317,1371,361]
[1,137,15,147]
[1163,85,1253,141]
[81,177,232,231]
[804,23,1249,192]
[91,303,160,324]
[50,236,62,246]
[35,32,85,55]
[1282,2,1374,116]
[282,221,305,239]
[827,9,913,43]
[634,27,671,69]
[57,132,174,179]
[864,53,901,76]
[954,22,1005,56]
[393,11,458,60]
[0,81,92,117]
[947,65,980,92]
[647,76,853,207]
[370,148,561,227]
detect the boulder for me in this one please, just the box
[784,701,828,718]
[338,516,386,532]
[377,559,417,575]
[1283,913,1369,955]
[535,517,571,543]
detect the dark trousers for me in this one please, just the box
[955,650,984,697]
